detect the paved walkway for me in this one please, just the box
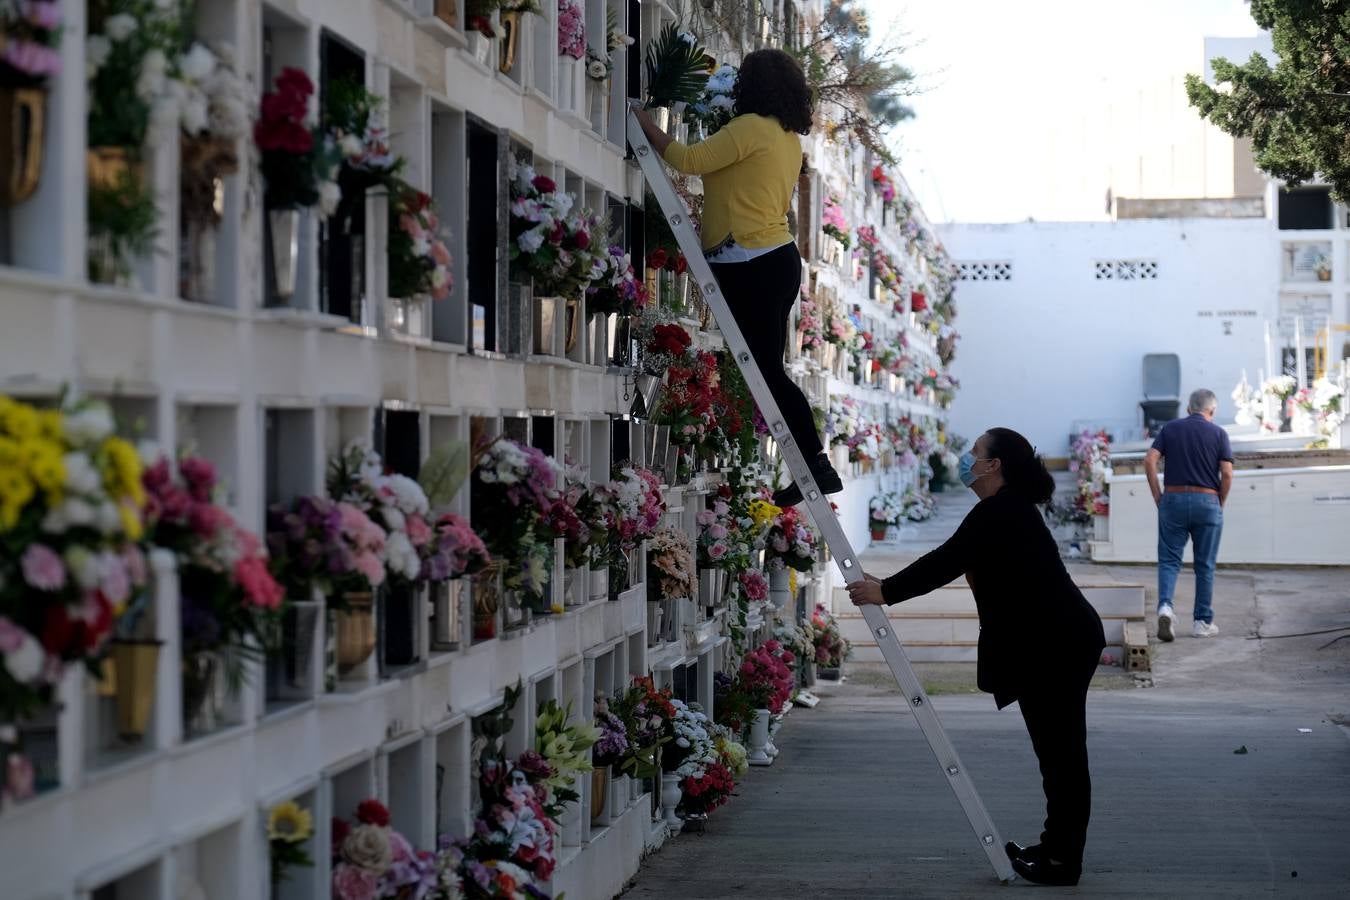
[620,489,1350,899]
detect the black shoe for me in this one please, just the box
[1012,855,1081,886]
[772,456,843,507]
[1005,841,1044,864]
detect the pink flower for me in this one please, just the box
[20,545,65,592]
[1,40,59,78]
[4,753,35,804]
[353,551,386,588]
[430,240,451,266]
[235,556,284,609]
[0,617,26,654]
[405,514,433,548]
[178,456,218,502]
[122,544,148,587]
[97,553,131,607]
[332,863,379,900]
[189,502,233,540]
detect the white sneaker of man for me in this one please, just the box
[1192,620,1219,638]
[1157,605,1175,642]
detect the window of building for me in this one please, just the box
[1094,260,1159,280]
[956,261,1012,281]
[1277,186,1333,230]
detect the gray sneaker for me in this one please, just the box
[1157,605,1175,642]
[1192,620,1219,638]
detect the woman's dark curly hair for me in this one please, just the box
[733,48,814,135]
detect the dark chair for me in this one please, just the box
[1139,353,1181,435]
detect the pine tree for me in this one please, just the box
[1186,0,1350,202]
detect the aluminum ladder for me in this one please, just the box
[626,108,1015,884]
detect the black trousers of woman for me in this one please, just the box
[1017,645,1100,867]
[709,243,823,458]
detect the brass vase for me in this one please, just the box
[472,563,503,641]
[86,146,140,192]
[111,639,161,741]
[590,765,609,824]
[498,11,522,74]
[335,593,376,672]
[0,87,45,204]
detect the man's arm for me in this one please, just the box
[1144,448,1164,507]
[1218,460,1234,507]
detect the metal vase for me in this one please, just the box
[647,425,671,479]
[633,373,666,420]
[430,579,466,650]
[181,651,220,735]
[607,315,638,368]
[563,568,585,608]
[267,600,321,702]
[111,639,161,742]
[268,208,300,299]
[769,567,791,610]
[532,294,561,356]
[589,312,613,366]
[589,564,610,602]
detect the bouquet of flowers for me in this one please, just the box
[712,670,754,736]
[821,196,851,249]
[737,568,768,603]
[535,699,599,814]
[592,693,630,769]
[824,307,856,349]
[1231,375,1262,427]
[610,676,675,779]
[266,496,386,608]
[142,454,283,674]
[176,41,253,233]
[663,700,715,778]
[1294,377,1346,437]
[323,74,404,226]
[329,445,434,587]
[1068,430,1110,518]
[696,499,749,572]
[797,295,825,350]
[680,757,735,816]
[607,465,664,552]
[764,506,817,573]
[689,64,737,135]
[641,320,693,373]
[871,165,897,207]
[585,6,632,83]
[421,512,492,583]
[330,798,439,900]
[557,0,586,59]
[811,603,850,669]
[711,721,748,777]
[471,439,562,609]
[0,1,60,90]
[774,620,816,670]
[0,395,148,730]
[267,799,314,889]
[647,526,697,601]
[545,474,609,570]
[586,244,647,316]
[508,160,602,300]
[388,183,453,301]
[654,350,721,445]
[737,641,794,714]
[255,67,342,215]
[827,398,861,448]
[903,488,936,522]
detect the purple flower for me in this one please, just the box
[20,544,65,592]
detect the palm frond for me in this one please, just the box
[419,440,472,509]
[644,22,710,109]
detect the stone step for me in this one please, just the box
[836,612,1129,646]
[846,639,1128,666]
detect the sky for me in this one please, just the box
[866,0,1265,223]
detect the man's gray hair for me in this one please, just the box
[1188,388,1218,414]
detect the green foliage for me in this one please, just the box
[87,169,159,284]
[644,22,710,110]
[419,440,472,509]
[1186,0,1350,203]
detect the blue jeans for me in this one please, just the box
[1157,493,1223,623]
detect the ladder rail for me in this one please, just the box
[626,109,1015,884]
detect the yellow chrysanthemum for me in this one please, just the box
[37,409,63,443]
[0,468,35,508]
[267,801,313,844]
[747,499,782,530]
[789,569,797,595]
[101,437,145,506]
[26,440,66,494]
[118,502,143,542]
[1,401,39,440]
[0,436,20,467]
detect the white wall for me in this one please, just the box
[940,218,1278,455]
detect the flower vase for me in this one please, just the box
[266,599,321,702]
[0,87,46,204]
[334,593,376,672]
[589,311,613,366]
[634,372,667,419]
[532,294,562,356]
[766,715,782,759]
[660,772,683,830]
[181,651,221,736]
[472,563,503,641]
[267,207,301,300]
[563,567,584,608]
[590,766,609,825]
[871,526,888,542]
[110,639,161,742]
[1093,515,1109,542]
[748,709,772,766]
[386,294,431,341]
[589,564,609,602]
[768,568,790,609]
[430,579,466,650]
[499,11,522,73]
[832,444,850,471]
[646,601,662,647]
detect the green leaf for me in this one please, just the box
[420,440,471,508]
[644,22,710,110]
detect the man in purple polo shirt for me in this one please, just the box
[1143,389,1234,641]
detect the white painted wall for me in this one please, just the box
[939,218,1279,455]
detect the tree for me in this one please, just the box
[1186,1,1350,203]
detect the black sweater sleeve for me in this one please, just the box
[880,501,987,605]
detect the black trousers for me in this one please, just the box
[709,243,823,459]
[1017,649,1099,866]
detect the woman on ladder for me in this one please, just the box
[631,48,840,507]
[848,428,1107,886]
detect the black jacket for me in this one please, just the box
[881,488,1106,708]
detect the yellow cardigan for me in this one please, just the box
[662,113,802,252]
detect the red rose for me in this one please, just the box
[275,67,314,101]
[260,88,306,123]
[331,816,351,858]
[356,799,390,827]
[573,228,590,250]
[41,603,75,655]
[532,175,557,194]
[872,359,882,373]
[647,248,668,271]
[673,254,688,274]
[548,222,566,245]
[254,116,312,155]
[910,291,927,311]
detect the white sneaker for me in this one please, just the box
[1192,620,1219,638]
[1157,605,1175,642]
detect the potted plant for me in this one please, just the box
[868,492,901,542]
[812,603,851,680]
[1314,254,1332,282]
[0,0,60,205]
